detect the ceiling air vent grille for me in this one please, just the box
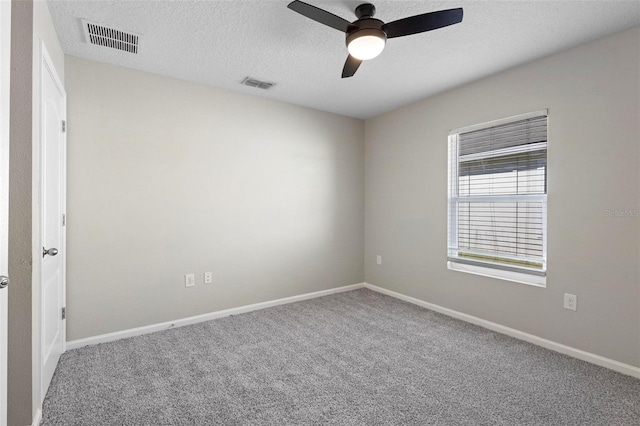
[82,19,141,54]
[241,77,275,90]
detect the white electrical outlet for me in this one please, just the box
[185,273,195,288]
[376,255,382,265]
[204,272,212,284]
[563,293,577,311]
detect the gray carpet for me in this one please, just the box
[42,289,640,425]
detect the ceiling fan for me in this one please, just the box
[287,1,463,78]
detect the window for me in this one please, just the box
[447,111,547,286]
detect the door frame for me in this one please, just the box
[0,2,11,425]
[37,41,66,405]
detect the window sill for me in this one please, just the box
[448,261,546,287]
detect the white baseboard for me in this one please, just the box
[66,281,639,379]
[66,283,365,350]
[364,283,640,379]
[31,408,42,426]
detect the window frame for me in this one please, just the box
[447,110,548,287]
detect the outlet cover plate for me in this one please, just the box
[563,293,577,311]
[185,273,195,288]
[204,272,212,284]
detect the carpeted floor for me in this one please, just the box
[42,289,639,425]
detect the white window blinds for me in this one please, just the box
[448,112,547,279]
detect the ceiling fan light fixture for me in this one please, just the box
[346,29,386,60]
[287,1,464,77]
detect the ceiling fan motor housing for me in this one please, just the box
[345,18,387,49]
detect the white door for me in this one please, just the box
[0,2,11,425]
[40,46,66,402]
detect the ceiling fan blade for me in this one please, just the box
[287,1,351,33]
[342,55,362,78]
[383,8,463,39]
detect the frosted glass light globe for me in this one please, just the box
[347,35,385,60]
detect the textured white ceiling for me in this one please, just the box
[48,0,640,119]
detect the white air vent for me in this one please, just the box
[82,19,141,54]
[241,77,275,90]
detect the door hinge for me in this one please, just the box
[61,307,66,320]
[62,120,66,133]
[62,214,66,227]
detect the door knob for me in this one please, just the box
[0,276,7,289]
[43,247,59,258]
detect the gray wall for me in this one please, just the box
[65,56,364,341]
[9,2,33,424]
[365,27,640,367]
